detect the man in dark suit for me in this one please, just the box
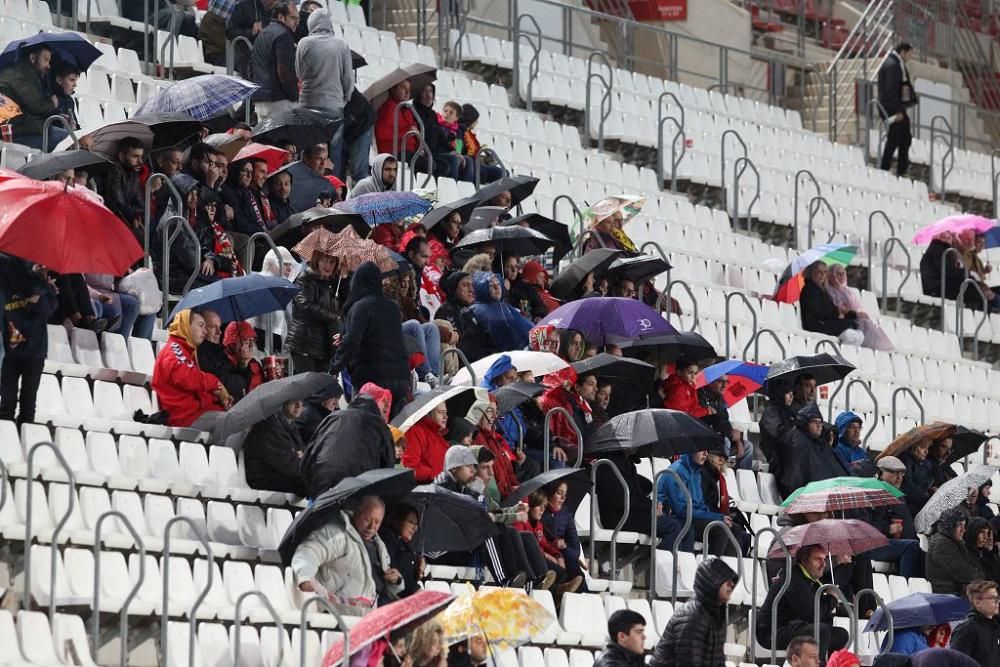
[877,42,916,176]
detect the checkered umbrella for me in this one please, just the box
[291,228,339,263]
[335,191,432,227]
[767,519,888,558]
[340,239,397,273]
[782,476,905,506]
[135,74,258,121]
[784,486,902,514]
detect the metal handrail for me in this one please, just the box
[701,521,745,573]
[719,129,748,199]
[742,327,786,364]
[815,583,856,650]
[575,229,606,260]
[160,215,201,321]
[552,194,585,263]
[441,347,476,385]
[865,97,890,168]
[41,115,78,153]
[806,195,836,246]
[813,340,843,356]
[657,91,685,193]
[880,237,911,314]
[399,130,434,191]
[588,459,629,581]
[929,115,955,199]
[474,148,509,188]
[750,527,791,665]
[853,588,892,656]
[23,442,77,623]
[543,407,583,471]
[867,210,895,282]
[724,291,759,358]
[144,174,184,267]
[584,51,613,152]
[658,279,698,333]
[732,156,760,233]
[826,375,847,423]
[512,14,542,110]
[891,388,925,438]
[160,516,213,667]
[955,278,989,360]
[301,596,349,667]
[92,511,146,667]
[225,36,254,76]
[244,230,281,273]
[844,378,879,448]
[992,148,1000,218]
[793,169,821,250]
[232,591,285,667]
[392,101,426,182]
[940,247,967,333]
[650,468,691,605]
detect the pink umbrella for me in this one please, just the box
[911,214,996,245]
[767,519,888,559]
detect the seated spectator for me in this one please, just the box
[884,625,937,655]
[519,260,559,314]
[244,399,306,495]
[834,411,867,469]
[468,395,518,498]
[372,216,407,252]
[650,557,739,667]
[464,271,533,356]
[542,480,587,585]
[434,271,473,334]
[950,579,1000,666]
[697,374,753,469]
[194,192,243,280]
[585,197,635,253]
[104,137,147,238]
[428,209,465,258]
[975,481,995,521]
[379,503,423,600]
[295,381,342,444]
[456,103,503,184]
[50,61,80,130]
[827,650,862,667]
[266,169,295,224]
[781,403,847,494]
[927,436,958,488]
[590,379,613,428]
[757,544,849,661]
[920,232,986,310]
[595,449,685,548]
[183,142,224,190]
[502,255,547,322]
[927,509,984,595]
[894,438,936,516]
[555,328,586,363]
[83,274,154,339]
[393,271,441,384]
[412,83,471,181]
[222,321,265,400]
[799,261,864,347]
[789,374,817,414]
[196,310,242,399]
[0,44,66,151]
[825,264,894,350]
[538,370,598,465]
[300,383,395,497]
[349,153,397,199]
[152,309,232,427]
[154,175,221,294]
[866,456,922,578]
[784,637,821,667]
[595,610,647,667]
[401,402,450,483]
[478,355,539,480]
[965,518,1000,586]
[286,248,341,373]
[700,446,752,554]
[511,490,582,593]
[250,247,300,351]
[375,80,419,157]
[661,357,713,418]
[292,495,403,608]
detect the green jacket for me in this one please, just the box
[0,62,57,135]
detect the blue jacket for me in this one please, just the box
[884,628,929,655]
[657,454,725,523]
[481,354,522,450]
[467,272,533,354]
[834,410,867,468]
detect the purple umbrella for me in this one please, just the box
[539,297,676,346]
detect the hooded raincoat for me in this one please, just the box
[834,410,867,468]
[926,508,984,595]
[466,271,533,355]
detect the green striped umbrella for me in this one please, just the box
[782,476,904,507]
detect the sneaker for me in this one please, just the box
[556,576,583,594]
[505,572,528,589]
[538,571,557,590]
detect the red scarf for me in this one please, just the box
[717,470,730,515]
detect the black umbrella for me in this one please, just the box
[190,372,338,443]
[588,409,723,458]
[765,352,856,392]
[452,225,555,258]
[277,468,416,565]
[549,248,622,300]
[494,381,544,417]
[406,484,499,553]
[499,467,590,514]
[16,149,111,180]
[464,206,506,232]
[620,331,717,364]
[269,206,369,243]
[608,254,672,284]
[350,49,367,70]
[573,353,657,414]
[474,175,539,208]
[391,386,487,431]
[420,195,481,232]
[131,111,203,150]
[253,106,341,151]
[947,425,989,464]
[502,213,572,263]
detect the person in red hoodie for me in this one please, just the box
[469,395,518,498]
[222,320,265,400]
[374,80,419,157]
[401,401,451,482]
[661,356,715,419]
[152,309,232,427]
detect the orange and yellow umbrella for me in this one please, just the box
[438,587,554,648]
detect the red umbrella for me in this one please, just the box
[0,179,143,275]
[0,168,26,183]
[322,590,455,667]
[232,142,288,173]
[767,519,888,559]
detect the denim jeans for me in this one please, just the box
[401,320,440,377]
[864,539,923,578]
[346,128,373,184]
[724,436,755,470]
[18,125,70,152]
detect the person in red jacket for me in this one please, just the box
[374,80,419,156]
[223,320,265,400]
[469,395,518,498]
[401,401,450,482]
[537,368,597,466]
[152,309,232,427]
[661,356,715,419]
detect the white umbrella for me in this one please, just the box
[448,351,569,387]
[363,63,436,112]
[55,119,155,157]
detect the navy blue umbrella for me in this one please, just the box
[0,33,102,70]
[864,592,970,632]
[167,274,299,324]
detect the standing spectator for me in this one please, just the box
[105,137,147,239]
[799,261,864,347]
[0,262,56,427]
[0,44,65,151]
[243,399,307,495]
[50,61,80,130]
[199,0,238,66]
[650,557,739,667]
[697,374,753,469]
[877,43,915,176]
[379,504,423,599]
[834,411,867,469]
[349,154,398,198]
[342,86,376,184]
[401,403,451,483]
[286,249,340,373]
[249,1,300,121]
[374,80,419,157]
[595,610,647,667]
[950,579,1000,666]
[295,381,342,444]
[225,0,276,77]
[296,9,354,172]
[927,509,984,595]
[782,403,848,494]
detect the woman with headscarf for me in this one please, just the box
[920,231,986,310]
[927,508,983,594]
[151,309,232,427]
[222,320,265,400]
[243,398,308,496]
[825,264,894,350]
[250,247,301,352]
[464,271,533,356]
[556,328,586,363]
[331,262,410,416]
[800,261,865,346]
[955,228,1000,310]
[221,157,273,235]
[428,209,465,256]
[411,82,472,181]
[584,197,638,254]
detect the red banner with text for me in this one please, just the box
[629,0,687,21]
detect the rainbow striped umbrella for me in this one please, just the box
[774,243,857,303]
[695,359,769,406]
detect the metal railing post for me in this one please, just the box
[41,115,78,153]
[657,279,699,333]
[392,101,425,188]
[225,36,254,76]
[843,378,880,447]
[929,115,955,199]
[441,347,475,385]
[244,230,281,273]
[751,527,791,665]
[724,292,759,358]
[543,407,583,471]
[588,459,630,581]
[648,469,691,605]
[880,237,911,314]
[815,584,856,653]
[93,511,146,667]
[955,279,989,360]
[160,215,202,322]
[160,516,213,667]
[552,194,584,263]
[867,210,894,279]
[891,387,925,438]
[474,148,509,189]
[732,156,760,233]
[144,174,184,267]
[806,195,836,245]
[992,149,1000,218]
[853,588,892,656]
[720,129,748,205]
[584,52,613,151]
[793,169,821,250]
[232,591,285,667]
[657,92,685,193]
[300,596,349,666]
[512,14,542,110]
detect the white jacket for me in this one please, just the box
[291,510,403,603]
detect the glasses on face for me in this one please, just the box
[240,167,253,176]
[979,595,1000,602]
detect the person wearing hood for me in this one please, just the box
[152,309,232,427]
[911,647,984,667]
[834,411,867,469]
[250,247,301,351]
[348,153,398,199]
[299,382,395,497]
[244,398,307,495]
[927,508,984,595]
[898,438,936,516]
[468,395,518,498]
[153,174,221,294]
[411,83,472,181]
[519,260,559,314]
[950,578,1000,666]
[650,557,739,667]
[330,262,409,416]
[965,517,1000,586]
[222,320,265,400]
[760,383,796,494]
[799,261,865,347]
[595,610,647,667]
[479,354,540,482]
[296,380,343,444]
[286,248,341,374]
[781,402,848,494]
[374,79,420,157]
[464,271,533,355]
[400,402,451,483]
[435,270,474,333]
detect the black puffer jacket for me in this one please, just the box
[651,557,739,667]
[286,269,341,361]
[800,277,857,336]
[594,643,645,667]
[927,508,984,595]
[950,610,1000,667]
[299,395,395,497]
[757,560,835,648]
[780,402,848,494]
[900,451,935,516]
